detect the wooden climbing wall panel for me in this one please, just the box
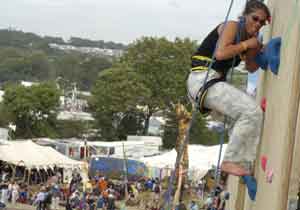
[226,0,300,210]
[287,102,300,210]
[226,176,246,210]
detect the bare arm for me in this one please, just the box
[215,21,246,60]
[244,47,261,72]
[215,21,261,63]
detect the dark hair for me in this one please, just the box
[242,0,271,20]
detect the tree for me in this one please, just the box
[89,36,221,203]
[90,67,151,140]
[0,103,10,128]
[116,111,145,140]
[55,54,112,91]
[90,36,219,146]
[120,37,196,134]
[26,51,53,80]
[55,120,88,139]
[78,56,112,90]
[55,53,83,85]
[2,83,61,138]
[0,48,54,83]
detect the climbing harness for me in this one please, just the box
[191,55,213,71]
[196,77,226,114]
[190,55,226,114]
[192,16,245,114]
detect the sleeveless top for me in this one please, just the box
[192,24,241,77]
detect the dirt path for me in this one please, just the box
[6,203,36,210]
[5,203,140,210]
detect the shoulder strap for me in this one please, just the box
[236,17,245,44]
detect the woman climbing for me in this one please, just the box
[187,0,271,176]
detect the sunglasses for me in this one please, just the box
[251,15,266,26]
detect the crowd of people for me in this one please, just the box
[0,164,231,210]
[0,169,65,210]
[203,187,229,210]
[0,168,167,210]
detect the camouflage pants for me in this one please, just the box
[187,71,263,164]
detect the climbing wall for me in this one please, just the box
[226,0,300,209]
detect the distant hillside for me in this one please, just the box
[0,29,125,90]
[0,29,127,50]
[68,37,125,49]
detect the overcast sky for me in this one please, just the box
[0,0,246,44]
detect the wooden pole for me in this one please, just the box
[235,179,246,210]
[173,103,191,208]
[173,165,184,208]
[287,97,300,210]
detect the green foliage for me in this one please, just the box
[116,112,145,140]
[0,47,54,84]
[0,103,10,127]
[121,37,196,134]
[55,120,87,138]
[121,37,196,109]
[0,29,44,48]
[90,37,207,144]
[162,110,220,149]
[0,47,112,90]
[161,110,178,149]
[2,83,61,138]
[90,67,151,140]
[93,67,151,111]
[189,113,220,145]
[55,54,112,90]
[90,36,233,147]
[0,29,122,91]
[0,29,226,147]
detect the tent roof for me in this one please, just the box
[35,138,148,147]
[141,144,227,179]
[0,140,83,169]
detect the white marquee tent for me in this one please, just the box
[0,140,84,169]
[141,144,227,179]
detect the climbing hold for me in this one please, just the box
[254,51,268,70]
[242,175,257,201]
[266,169,274,183]
[261,97,266,112]
[261,155,267,172]
[266,37,281,75]
[254,37,281,75]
